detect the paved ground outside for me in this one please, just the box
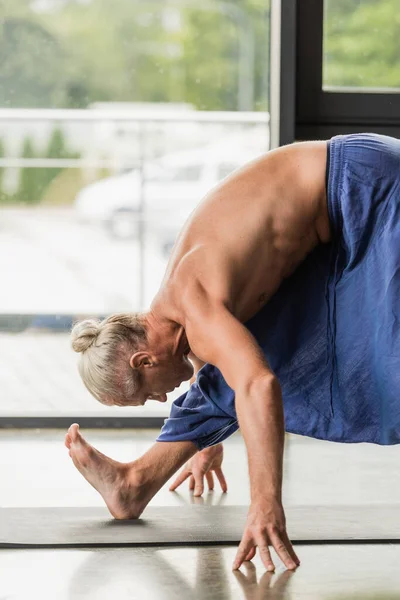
[0,331,186,416]
[0,207,187,416]
[0,207,174,314]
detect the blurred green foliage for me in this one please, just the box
[324,0,400,88]
[1,0,269,111]
[16,129,80,205]
[1,0,398,108]
[1,0,398,206]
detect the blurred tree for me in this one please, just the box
[1,0,270,111]
[324,0,400,88]
[16,137,41,204]
[39,127,79,190]
[0,16,68,107]
[5,0,398,110]
[17,129,80,205]
[182,0,269,111]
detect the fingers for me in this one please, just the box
[214,467,228,492]
[244,547,256,562]
[269,530,297,571]
[233,536,254,570]
[67,423,80,443]
[233,530,298,572]
[170,466,227,497]
[193,470,204,497]
[256,541,275,572]
[206,471,214,491]
[169,469,191,492]
[282,530,300,566]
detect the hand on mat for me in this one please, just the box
[233,499,299,572]
[169,443,227,496]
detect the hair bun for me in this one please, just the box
[71,319,101,353]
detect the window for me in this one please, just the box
[296,0,400,140]
[0,0,271,424]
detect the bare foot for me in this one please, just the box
[65,424,142,520]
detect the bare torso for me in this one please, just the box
[152,141,329,327]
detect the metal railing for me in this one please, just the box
[0,109,270,426]
[0,109,270,310]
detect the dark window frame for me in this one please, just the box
[295,0,400,140]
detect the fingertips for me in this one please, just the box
[168,470,190,491]
[283,532,301,566]
[215,468,228,492]
[233,539,253,570]
[232,557,244,571]
[206,471,214,490]
[258,546,275,573]
[193,472,204,497]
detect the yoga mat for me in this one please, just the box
[1,505,400,549]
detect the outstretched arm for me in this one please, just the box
[184,300,299,572]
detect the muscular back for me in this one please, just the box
[152,141,329,327]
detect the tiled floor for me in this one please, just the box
[1,429,400,599]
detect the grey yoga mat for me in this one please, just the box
[1,505,400,548]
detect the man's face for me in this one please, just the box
[111,346,194,408]
[107,322,195,408]
[138,353,194,405]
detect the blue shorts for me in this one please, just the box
[158,133,400,448]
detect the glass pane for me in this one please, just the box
[323,0,400,92]
[1,0,271,419]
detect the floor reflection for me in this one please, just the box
[67,546,293,600]
[234,566,293,600]
[65,543,400,600]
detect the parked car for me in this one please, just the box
[74,140,267,251]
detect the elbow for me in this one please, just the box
[241,373,281,400]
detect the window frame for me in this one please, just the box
[296,0,400,140]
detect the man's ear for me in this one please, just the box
[130,352,154,369]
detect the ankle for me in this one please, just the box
[123,460,152,513]
[125,458,150,488]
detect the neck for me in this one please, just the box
[145,309,176,334]
[144,310,184,356]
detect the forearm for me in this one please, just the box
[133,441,198,510]
[235,375,285,502]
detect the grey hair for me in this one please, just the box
[71,313,147,405]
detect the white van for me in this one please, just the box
[74,137,268,250]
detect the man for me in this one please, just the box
[67,133,400,571]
